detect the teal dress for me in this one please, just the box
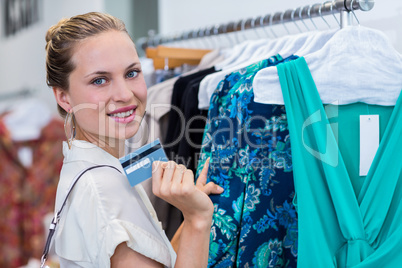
[277,57,402,267]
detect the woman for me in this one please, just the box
[45,12,223,267]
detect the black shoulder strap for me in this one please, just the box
[40,165,121,268]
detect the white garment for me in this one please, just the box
[244,30,318,65]
[197,42,270,110]
[253,26,402,106]
[198,32,315,109]
[54,140,176,268]
[214,40,256,70]
[3,98,52,141]
[215,39,269,71]
[196,31,320,110]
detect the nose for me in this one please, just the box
[112,78,132,103]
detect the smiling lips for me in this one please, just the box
[108,105,137,123]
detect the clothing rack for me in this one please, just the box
[141,0,374,50]
[0,88,36,102]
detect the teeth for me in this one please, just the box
[110,109,134,118]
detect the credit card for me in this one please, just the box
[120,139,168,187]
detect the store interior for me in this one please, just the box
[1,0,401,267]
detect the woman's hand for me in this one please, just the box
[152,160,220,224]
[151,159,223,268]
[195,157,224,195]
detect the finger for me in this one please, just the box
[173,164,186,184]
[196,157,210,186]
[160,161,176,194]
[162,161,176,181]
[160,161,169,169]
[152,161,164,195]
[170,164,186,195]
[202,181,224,195]
[182,169,195,194]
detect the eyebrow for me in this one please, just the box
[84,62,141,78]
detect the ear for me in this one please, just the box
[53,87,72,113]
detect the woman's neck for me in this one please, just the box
[75,132,126,158]
[102,139,126,158]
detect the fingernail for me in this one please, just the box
[217,186,224,192]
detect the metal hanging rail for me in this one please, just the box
[0,88,36,102]
[141,0,374,50]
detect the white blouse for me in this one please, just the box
[54,140,176,267]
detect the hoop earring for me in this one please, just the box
[64,111,76,149]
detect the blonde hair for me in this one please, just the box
[45,12,129,116]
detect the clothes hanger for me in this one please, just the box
[290,3,338,56]
[269,13,278,38]
[198,26,311,110]
[229,11,296,66]
[199,27,216,50]
[247,7,322,61]
[290,3,340,57]
[251,16,262,39]
[253,2,341,105]
[202,26,214,49]
[319,2,332,29]
[254,0,402,107]
[302,0,402,105]
[197,27,277,110]
[197,7,319,110]
[299,5,311,31]
[281,12,290,35]
[307,4,319,31]
[217,39,270,70]
[216,11,311,71]
[197,36,269,109]
[330,0,341,28]
[291,8,303,33]
[199,2,347,110]
[259,14,273,38]
[214,10,305,72]
[235,11,333,108]
[219,10,309,71]
[213,33,266,71]
[234,19,245,44]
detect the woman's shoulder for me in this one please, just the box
[59,161,130,207]
[55,161,174,266]
[54,163,134,261]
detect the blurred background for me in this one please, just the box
[0,0,401,267]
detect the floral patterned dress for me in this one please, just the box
[197,55,298,267]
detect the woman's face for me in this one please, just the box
[63,30,147,146]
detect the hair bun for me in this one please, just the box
[45,18,69,45]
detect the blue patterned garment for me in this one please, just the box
[197,55,298,267]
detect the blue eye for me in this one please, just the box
[92,78,106,85]
[126,70,139,78]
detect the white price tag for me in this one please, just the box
[359,115,379,176]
